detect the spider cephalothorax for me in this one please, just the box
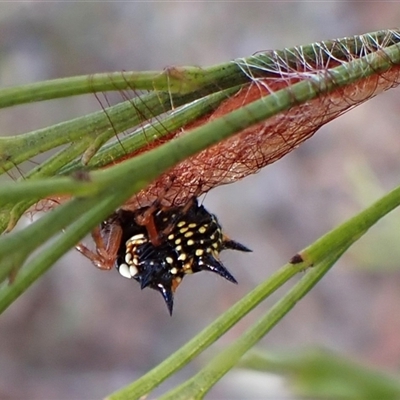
[112,199,251,314]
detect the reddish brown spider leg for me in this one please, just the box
[135,204,162,246]
[143,214,160,246]
[76,224,123,270]
[134,175,178,246]
[136,197,197,245]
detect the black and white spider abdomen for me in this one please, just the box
[113,199,251,314]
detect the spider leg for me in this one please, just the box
[134,175,179,246]
[134,207,159,246]
[76,223,122,270]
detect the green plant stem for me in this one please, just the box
[0,177,100,207]
[60,87,239,174]
[300,186,400,266]
[0,30,395,108]
[160,247,348,400]
[0,69,208,108]
[106,262,301,400]
[0,89,217,174]
[0,181,148,308]
[0,195,105,284]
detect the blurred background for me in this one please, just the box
[1,2,400,399]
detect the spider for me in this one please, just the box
[77,197,251,314]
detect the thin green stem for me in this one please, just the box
[0,193,118,311]
[160,248,348,400]
[107,263,301,400]
[300,186,400,266]
[60,87,239,174]
[0,195,105,284]
[0,30,396,108]
[0,90,200,174]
